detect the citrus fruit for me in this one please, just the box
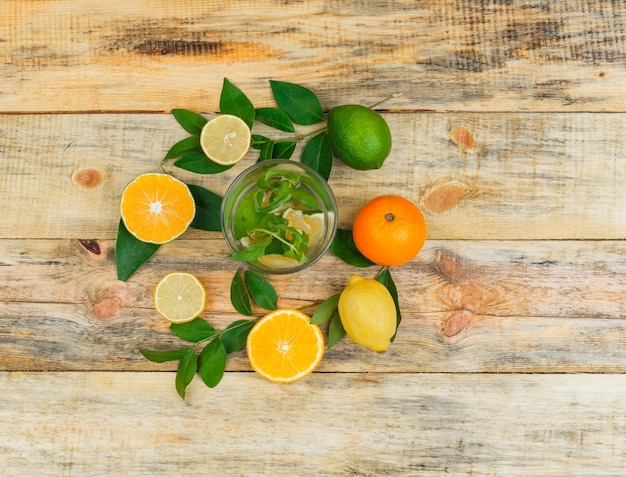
[352,195,427,267]
[257,254,302,270]
[120,172,195,244]
[338,274,397,352]
[199,114,251,165]
[154,272,206,324]
[246,308,324,383]
[326,104,392,170]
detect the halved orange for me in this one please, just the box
[246,308,324,383]
[120,173,195,244]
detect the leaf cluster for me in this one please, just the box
[117,78,334,282]
[165,78,333,179]
[140,269,277,400]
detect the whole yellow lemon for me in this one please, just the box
[338,274,397,352]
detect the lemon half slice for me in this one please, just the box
[154,272,206,323]
[200,114,251,165]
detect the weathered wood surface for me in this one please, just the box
[2,372,626,476]
[2,0,626,113]
[3,238,626,373]
[3,112,626,240]
[3,0,626,474]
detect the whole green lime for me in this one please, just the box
[327,104,392,170]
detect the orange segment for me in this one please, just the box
[246,308,324,383]
[120,173,195,244]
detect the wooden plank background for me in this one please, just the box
[3,0,626,475]
[2,0,625,113]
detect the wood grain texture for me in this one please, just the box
[3,112,626,240]
[2,0,625,113]
[3,238,626,373]
[2,372,626,476]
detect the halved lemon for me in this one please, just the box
[246,308,324,383]
[154,272,206,324]
[199,114,251,166]
[120,173,195,244]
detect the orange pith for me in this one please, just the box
[246,308,324,383]
[352,195,427,267]
[120,173,195,244]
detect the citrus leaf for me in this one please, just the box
[273,141,296,159]
[220,319,257,353]
[115,219,160,281]
[328,310,346,349]
[170,318,217,343]
[171,109,207,136]
[175,348,197,400]
[244,270,277,310]
[198,338,227,388]
[301,131,332,180]
[376,267,401,342]
[230,270,253,316]
[164,136,202,160]
[258,140,274,162]
[220,78,255,128]
[330,228,375,268]
[269,80,324,125]
[187,184,222,232]
[311,294,340,325]
[255,107,296,132]
[174,152,233,174]
[251,134,270,150]
[139,348,189,363]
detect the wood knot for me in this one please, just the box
[92,297,121,320]
[422,179,467,214]
[79,239,101,255]
[449,126,474,150]
[434,248,473,286]
[442,310,474,337]
[72,168,105,189]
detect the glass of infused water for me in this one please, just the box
[221,160,338,277]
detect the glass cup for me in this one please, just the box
[221,159,338,277]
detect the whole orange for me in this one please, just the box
[352,195,427,267]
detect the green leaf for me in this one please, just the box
[269,80,324,125]
[174,153,233,174]
[220,319,257,353]
[115,219,160,281]
[170,318,217,343]
[244,270,277,310]
[251,134,270,150]
[198,338,227,388]
[188,184,222,232]
[220,78,255,128]
[171,109,207,136]
[310,294,340,325]
[328,311,346,349]
[376,267,401,342]
[164,136,202,160]
[230,270,253,316]
[258,140,274,162]
[175,348,197,400]
[273,141,296,159]
[255,107,296,132]
[301,131,332,180]
[330,228,375,268]
[139,348,189,363]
